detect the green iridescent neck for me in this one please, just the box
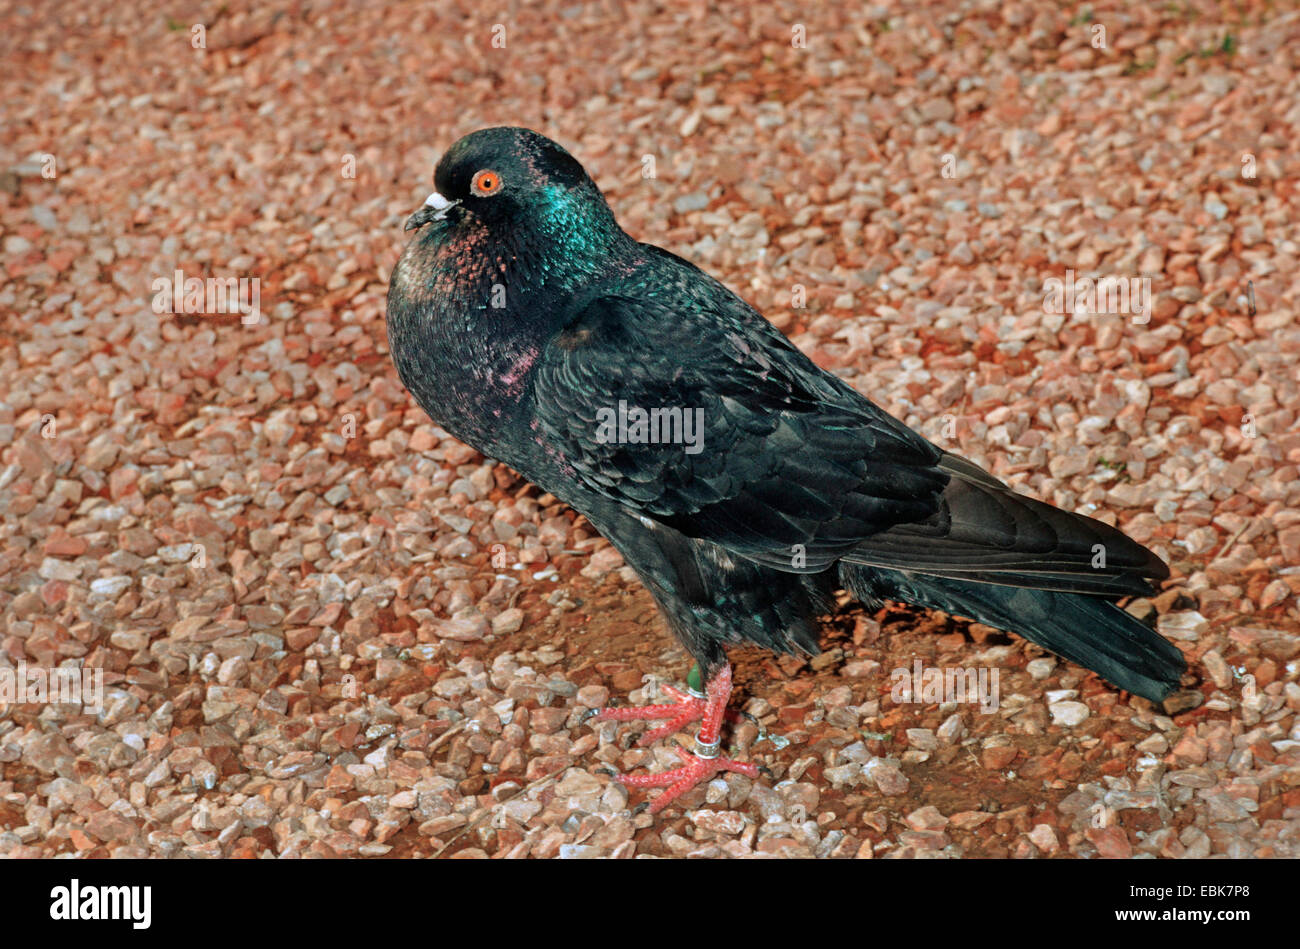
[533,183,630,267]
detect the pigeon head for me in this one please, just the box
[404,128,621,255]
[387,128,640,450]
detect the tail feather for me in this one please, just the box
[842,566,1187,703]
[841,469,1170,596]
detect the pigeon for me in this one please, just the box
[386,127,1186,814]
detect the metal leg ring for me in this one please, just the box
[694,732,721,759]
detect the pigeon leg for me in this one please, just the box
[585,663,759,814]
[582,662,752,745]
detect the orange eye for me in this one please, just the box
[472,170,501,195]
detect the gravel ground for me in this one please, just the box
[1,0,1298,859]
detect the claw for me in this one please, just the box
[586,663,769,815]
[583,682,709,746]
[617,745,760,814]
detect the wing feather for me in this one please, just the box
[528,249,1167,592]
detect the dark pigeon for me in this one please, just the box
[387,127,1186,813]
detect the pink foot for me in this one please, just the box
[583,663,762,814]
[621,746,759,814]
[584,680,708,745]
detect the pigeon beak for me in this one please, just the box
[404,192,461,231]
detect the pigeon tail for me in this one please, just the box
[841,565,1186,703]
